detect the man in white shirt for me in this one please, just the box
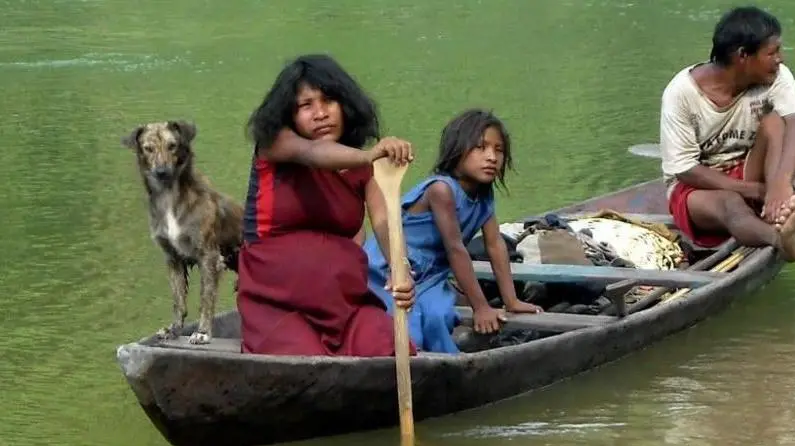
[661,6,795,260]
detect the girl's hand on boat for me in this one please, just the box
[505,301,544,314]
[368,137,414,166]
[385,276,415,310]
[473,306,505,334]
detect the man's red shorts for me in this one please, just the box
[668,162,746,248]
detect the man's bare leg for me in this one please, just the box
[686,189,779,246]
[745,111,794,226]
[743,113,779,183]
[687,112,795,256]
[686,189,795,260]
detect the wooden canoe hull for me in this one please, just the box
[115,178,785,446]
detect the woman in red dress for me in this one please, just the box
[237,54,417,357]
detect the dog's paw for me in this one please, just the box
[156,324,181,340]
[188,331,211,344]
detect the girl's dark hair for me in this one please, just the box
[432,108,513,191]
[710,6,781,66]
[247,54,380,150]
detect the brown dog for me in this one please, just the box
[121,121,243,344]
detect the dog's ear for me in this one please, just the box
[121,126,144,150]
[168,120,197,145]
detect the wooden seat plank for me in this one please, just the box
[604,239,739,297]
[456,306,616,332]
[553,212,676,227]
[472,261,724,288]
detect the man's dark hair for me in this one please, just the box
[710,6,781,66]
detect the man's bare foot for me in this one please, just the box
[776,196,795,261]
[775,202,794,229]
[773,197,795,229]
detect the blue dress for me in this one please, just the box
[363,174,495,353]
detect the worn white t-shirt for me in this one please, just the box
[660,62,795,197]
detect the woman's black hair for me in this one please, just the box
[432,108,513,192]
[247,54,380,149]
[710,6,781,66]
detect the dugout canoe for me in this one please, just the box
[115,177,785,446]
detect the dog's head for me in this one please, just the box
[121,120,197,188]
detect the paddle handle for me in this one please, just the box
[383,194,415,444]
[394,305,414,444]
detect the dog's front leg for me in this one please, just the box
[157,255,189,340]
[190,252,221,344]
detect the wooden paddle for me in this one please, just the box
[372,157,415,445]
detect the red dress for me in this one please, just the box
[237,155,416,357]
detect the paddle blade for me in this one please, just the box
[628,143,661,159]
[372,158,411,285]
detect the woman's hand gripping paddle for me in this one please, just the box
[372,157,415,446]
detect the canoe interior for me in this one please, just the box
[143,178,750,356]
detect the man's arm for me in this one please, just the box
[676,165,762,199]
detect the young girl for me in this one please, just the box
[363,108,543,354]
[237,53,418,357]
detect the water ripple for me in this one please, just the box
[445,420,628,439]
[0,52,190,72]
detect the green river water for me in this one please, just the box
[3,1,795,445]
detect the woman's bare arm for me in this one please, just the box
[260,128,373,169]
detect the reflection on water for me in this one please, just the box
[2,0,795,445]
